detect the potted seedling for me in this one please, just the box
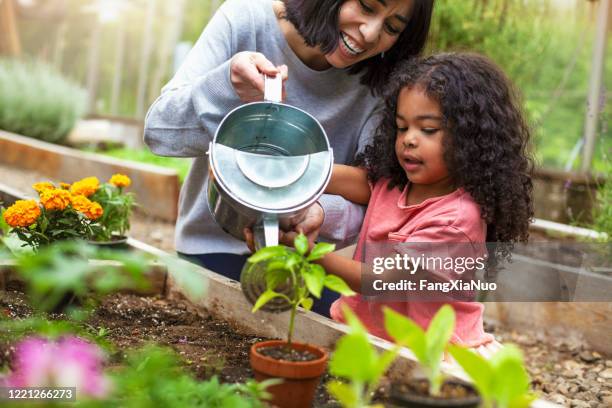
[246,233,355,408]
[327,305,400,408]
[383,305,481,407]
[449,344,536,408]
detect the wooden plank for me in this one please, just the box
[0,130,180,221]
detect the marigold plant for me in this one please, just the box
[39,188,72,211]
[109,173,131,188]
[89,174,135,241]
[3,200,41,228]
[70,176,100,197]
[32,182,55,194]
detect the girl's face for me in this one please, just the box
[394,86,452,188]
[325,0,413,68]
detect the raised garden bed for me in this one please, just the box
[0,130,180,222]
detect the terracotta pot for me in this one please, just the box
[390,380,481,408]
[250,340,328,408]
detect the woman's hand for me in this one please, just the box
[243,203,324,252]
[230,52,288,102]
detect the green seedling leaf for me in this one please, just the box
[303,264,325,298]
[251,289,283,313]
[265,266,291,291]
[294,233,309,256]
[327,380,358,408]
[330,331,377,382]
[300,297,313,311]
[425,305,455,394]
[247,246,286,263]
[324,275,355,296]
[383,307,427,363]
[448,345,493,402]
[490,345,532,408]
[307,242,336,261]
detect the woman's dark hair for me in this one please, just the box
[356,53,534,266]
[282,0,434,94]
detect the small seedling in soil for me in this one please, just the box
[327,305,400,408]
[449,343,536,408]
[248,233,354,353]
[383,304,455,396]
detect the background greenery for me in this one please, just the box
[8,0,609,174]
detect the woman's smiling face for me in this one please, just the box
[325,0,413,68]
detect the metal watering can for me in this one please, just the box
[207,75,333,312]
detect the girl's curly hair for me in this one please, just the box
[356,53,534,266]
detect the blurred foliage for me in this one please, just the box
[0,58,86,144]
[426,0,611,172]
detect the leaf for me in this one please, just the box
[294,233,309,256]
[303,264,325,298]
[327,380,358,408]
[307,242,336,261]
[448,345,493,402]
[300,297,313,311]
[251,289,282,313]
[265,266,290,291]
[371,348,400,385]
[247,246,287,263]
[490,345,531,408]
[323,275,355,296]
[329,331,377,382]
[425,305,455,368]
[382,307,427,364]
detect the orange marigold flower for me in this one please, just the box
[109,174,131,188]
[59,182,71,190]
[3,200,41,228]
[70,177,99,197]
[70,195,103,220]
[40,188,72,211]
[86,202,104,220]
[32,182,55,193]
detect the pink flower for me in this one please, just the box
[4,336,110,398]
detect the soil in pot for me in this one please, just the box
[251,340,328,408]
[390,379,480,408]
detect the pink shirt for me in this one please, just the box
[330,179,494,347]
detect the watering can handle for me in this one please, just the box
[253,215,279,250]
[264,74,282,103]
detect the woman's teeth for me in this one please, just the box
[341,32,364,55]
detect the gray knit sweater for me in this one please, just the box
[144,0,382,254]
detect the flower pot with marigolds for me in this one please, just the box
[1,182,102,250]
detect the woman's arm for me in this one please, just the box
[326,164,371,205]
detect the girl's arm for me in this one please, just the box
[326,164,371,205]
[317,253,363,293]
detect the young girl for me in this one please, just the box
[317,52,534,353]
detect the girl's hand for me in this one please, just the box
[230,52,288,102]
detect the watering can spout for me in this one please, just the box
[253,215,279,250]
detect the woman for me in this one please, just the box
[144,0,434,316]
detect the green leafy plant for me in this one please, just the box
[12,240,150,314]
[449,344,536,408]
[104,345,273,408]
[89,175,136,241]
[383,304,455,396]
[247,233,354,346]
[0,58,86,144]
[327,305,399,408]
